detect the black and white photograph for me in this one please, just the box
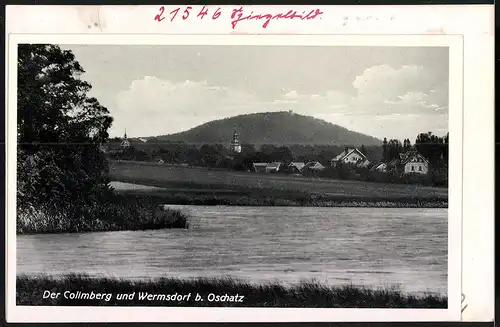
[8,34,464,321]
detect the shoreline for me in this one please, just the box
[112,180,448,209]
[17,187,446,236]
[17,274,447,308]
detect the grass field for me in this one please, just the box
[108,160,448,207]
[17,274,447,308]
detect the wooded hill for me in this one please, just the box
[145,111,382,147]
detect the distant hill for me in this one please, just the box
[145,111,382,146]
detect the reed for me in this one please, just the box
[17,273,447,308]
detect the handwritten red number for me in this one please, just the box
[169,8,180,22]
[183,6,192,20]
[212,8,221,19]
[197,6,208,19]
[154,6,165,22]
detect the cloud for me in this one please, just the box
[279,89,352,114]
[350,64,448,115]
[114,77,354,135]
[278,64,447,116]
[116,76,259,117]
[114,76,269,136]
[113,64,448,138]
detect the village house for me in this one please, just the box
[370,162,388,172]
[288,162,306,174]
[252,162,282,173]
[302,161,326,177]
[388,149,429,175]
[252,162,268,173]
[303,161,325,171]
[331,147,370,167]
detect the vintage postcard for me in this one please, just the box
[5,5,494,324]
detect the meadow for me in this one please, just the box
[17,274,447,308]
[108,160,448,207]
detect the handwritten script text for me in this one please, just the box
[154,6,324,29]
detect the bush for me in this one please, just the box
[17,192,190,235]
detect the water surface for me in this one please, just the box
[17,206,447,295]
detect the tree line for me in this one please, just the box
[382,132,449,167]
[108,140,384,171]
[109,131,449,172]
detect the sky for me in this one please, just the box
[62,45,449,141]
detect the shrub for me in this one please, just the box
[17,193,190,235]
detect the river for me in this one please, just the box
[17,206,447,295]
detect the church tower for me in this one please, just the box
[229,130,242,154]
[121,129,130,148]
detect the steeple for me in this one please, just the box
[121,128,130,148]
[229,129,242,154]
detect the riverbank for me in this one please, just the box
[17,274,447,308]
[111,181,448,208]
[109,160,448,208]
[17,192,190,235]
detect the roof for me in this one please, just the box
[386,151,429,167]
[253,162,269,167]
[399,150,429,164]
[288,162,305,170]
[304,161,325,170]
[370,162,387,171]
[332,148,368,162]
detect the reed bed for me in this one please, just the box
[17,273,447,308]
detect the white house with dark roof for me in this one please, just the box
[399,150,429,175]
[386,148,429,175]
[331,147,370,167]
